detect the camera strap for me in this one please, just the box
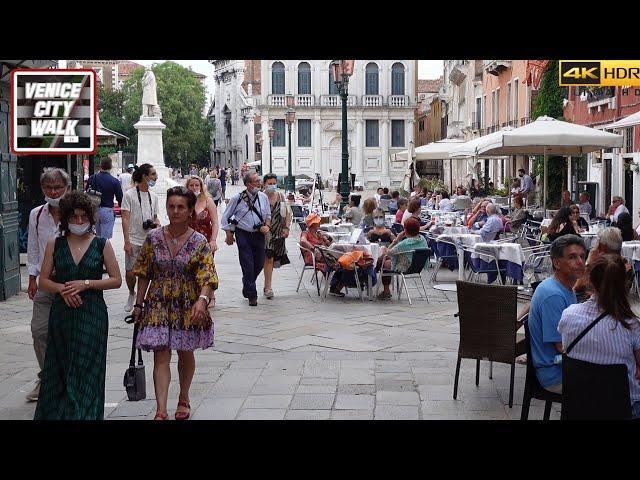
[232,190,264,226]
[136,186,153,222]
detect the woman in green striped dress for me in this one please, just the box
[35,192,122,420]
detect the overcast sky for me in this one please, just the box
[61,59,443,99]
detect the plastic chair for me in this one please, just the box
[377,248,431,305]
[520,318,563,420]
[453,281,519,407]
[562,356,632,420]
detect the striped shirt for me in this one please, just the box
[558,296,640,402]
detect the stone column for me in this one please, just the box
[380,117,390,186]
[261,118,270,174]
[314,117,322,178]
[355,117,363,182]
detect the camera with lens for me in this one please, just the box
[142,219,156,230]
[228,216,239,232]
[254,222,264,231]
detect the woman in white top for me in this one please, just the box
[558,254,640,419]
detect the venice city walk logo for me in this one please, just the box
[10,69,97,154]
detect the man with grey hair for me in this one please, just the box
[25,167,70,401]
[220,171,272,306]
[528,235,586,394]
[608,196,629,223]
[574,227,633,300]
[475,202,503,242]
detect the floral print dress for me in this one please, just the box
[132,228,218,351]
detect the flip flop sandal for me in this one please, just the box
[175,400,191,421]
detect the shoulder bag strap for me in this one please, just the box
[565,311,609,355]
[128,322,144,367]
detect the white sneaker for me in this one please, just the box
[25,381,40,402]
[124,292,136,313]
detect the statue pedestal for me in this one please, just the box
[134,116,178,224]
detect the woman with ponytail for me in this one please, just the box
[559,254,640,418]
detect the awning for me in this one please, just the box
[608,110,640,130]
[395,138,466,161]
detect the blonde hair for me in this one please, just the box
[185,175,209,199]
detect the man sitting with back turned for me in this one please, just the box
[528,235,586,393]
[474,203,503,242]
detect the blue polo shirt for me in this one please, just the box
[87,171,123,208]
[528,276,577,388]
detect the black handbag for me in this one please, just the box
[123,316,146,401]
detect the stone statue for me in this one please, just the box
[142,68,162,118]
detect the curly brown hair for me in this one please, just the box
[58,191,97,236]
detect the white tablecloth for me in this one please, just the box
[622,241,640,262]
[472,242,526,266]
[442,226,469,235]
[437,233,483,248]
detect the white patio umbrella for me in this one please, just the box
[475,116,624,207]
[396,138,466,161]
[608,110,640,130]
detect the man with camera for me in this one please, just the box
[221,172,271,306]
[121,164,160,312]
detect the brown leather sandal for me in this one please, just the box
[175,400,191,421]
[154,411,168,420]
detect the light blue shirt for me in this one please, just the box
[476,214,503,242]
[221,189,271,233]
[528,277,577,388]
[520,174,533,193]
[559,296,640,402]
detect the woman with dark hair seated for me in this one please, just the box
[559,254,640,419]
[546,206,580,242]
[35,191,122,420]
[376,217,428,300]
[366,208,395,245]
[616,212,639,241]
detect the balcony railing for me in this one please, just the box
[362,95,383,107]
[295,94,314,107]
[268,94,286,107]
[388,95,409,107]
[521,117,531,126]
[484,60,512,76]
[320,95,356,107]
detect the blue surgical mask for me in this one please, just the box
[148,179,156,187]
[374,218,386,227]
[266,185,277,193]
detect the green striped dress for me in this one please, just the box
[34,236,109,420]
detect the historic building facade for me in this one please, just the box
[258,60,416,188]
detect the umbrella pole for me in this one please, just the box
[543,147,548,210]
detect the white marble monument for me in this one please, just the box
[134,67,177,222]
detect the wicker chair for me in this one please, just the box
[520,318,562,420]
[453,281,519,407]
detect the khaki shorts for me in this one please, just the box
[125,244,142,271]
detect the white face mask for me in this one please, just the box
[68,223,91,236]
[373,218,386,227]
[193,189,201,196]
[45,195,63,207]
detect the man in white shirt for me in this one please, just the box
[119,164,134,191]
[475,203,504,242]
[438,192,454,212]
[609,196,629,223]
[26,168,70,402]
[121,164,160,312]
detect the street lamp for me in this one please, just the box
[285,93,296,193]
[256,131,263,176]
[331,60,355,215]
[268,121,275,174]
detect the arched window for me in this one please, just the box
[391,62,405,95]
[328,63,338,95]
[272,62,285,95]
[365,62,379,95]
[298,62,311,95]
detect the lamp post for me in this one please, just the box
[285,93,296,193]
[268,121,275,174]
[256,131,263,176]
[331,60,355,215]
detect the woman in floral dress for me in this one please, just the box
[133,186,218,420]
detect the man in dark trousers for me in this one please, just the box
[87,157,123,239]
[221,172,272,306]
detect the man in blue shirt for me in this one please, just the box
[475,203,503,242]
[221,172,272,306]
[218,165,227,199]
[528,235,586,393]
[86,157,123,239]
[518,168,533,207]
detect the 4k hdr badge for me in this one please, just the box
[10,69,97,154]
[560,61,640,86]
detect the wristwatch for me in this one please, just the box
[84,279,91,289]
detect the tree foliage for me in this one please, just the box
[531,60,567,208]
[99,61,211,168]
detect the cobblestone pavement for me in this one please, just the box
[0,184,565,420]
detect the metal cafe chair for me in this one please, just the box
[316,246,364,301]
[296,242,321,296]
[377,248,432,305]
[462,245,506,285]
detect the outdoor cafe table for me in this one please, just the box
[622,241,640,274]
[471,242,526,284]
[432,233,483,292]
